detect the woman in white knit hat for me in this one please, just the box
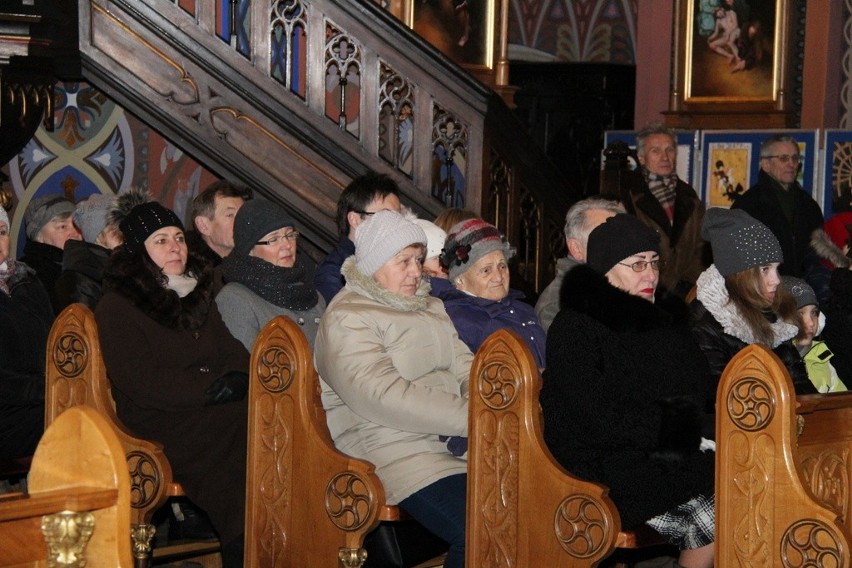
[314,210,472,568]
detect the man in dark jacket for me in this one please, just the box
[186,180,253,266]
[314,172,401,303]
[732,134,824,278]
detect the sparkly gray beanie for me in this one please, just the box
[354,210,427,276]
[73,193,116,243]
[232,198,295,257]
[780,276,817,309]
[24,194,76,240]
[701,208,783,276]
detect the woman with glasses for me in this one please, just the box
[690,208,815,394]
[216,198,325,350]
[541,213,716,568]
[438,218,546,367]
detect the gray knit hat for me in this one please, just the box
[24,194,76,240]
[701,208,783,276]
[73,193,116,243]
[780,276,817,309]
[587,214,660,274]
[232,198,295,257]
[355,210,426,276]
[440,219,514,281]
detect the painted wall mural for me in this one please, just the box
[4,81,218,256]
[508,0,638,64]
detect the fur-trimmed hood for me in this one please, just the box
[102,248,215,331]
[811,228,851,269]
[559,264,689,333]
[695,264,798,347]
[340,256,431,312]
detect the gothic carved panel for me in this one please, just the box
[726,376,775,432]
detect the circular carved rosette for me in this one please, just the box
[553,495,611,559]
[726,376,775,432]
[781,520,844,568]
[53,332,88,378]
[478,361,519,411]
[126,451,162,509]
[325,472,375,531]
[256,346,295,393]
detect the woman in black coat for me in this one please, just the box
[541,214,715,568]
[96,200,249,566]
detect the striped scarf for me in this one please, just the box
[644,170,678,225]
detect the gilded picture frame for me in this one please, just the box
[671,0,793,111]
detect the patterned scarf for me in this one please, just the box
[644,170,678,225]
[0,259,16,296]
[221,253,319,310]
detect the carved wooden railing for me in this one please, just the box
[76,0,570,293]
[717,345,850,566]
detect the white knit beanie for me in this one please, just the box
[0,207,8,229]
[412,218,447,260]
[355,210,427,276]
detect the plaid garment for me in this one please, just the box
[646,493,715,549]
[644,170,679,225]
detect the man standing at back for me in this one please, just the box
[535,198,623,332]
[186,180,253,266]
[732,134,824,278]
[622,123,707,298]
[315,172,401,303]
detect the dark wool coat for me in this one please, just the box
[732,170,824,278]
[95,253,249,546]
[20,240,64,314]
[821,269,852,384]
[623,170,708,298]
[439,287,546,367]
[0,261,53,459]
[55,240,110,312]
[314,235,354,304]
[540,265,715,530]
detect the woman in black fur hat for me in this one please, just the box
[540,214,715,568]
[95,196,249,566]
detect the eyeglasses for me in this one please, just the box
[762,154,801,164]
[255,231,299,246]
[353,210,376,217]
[617,259,664,272]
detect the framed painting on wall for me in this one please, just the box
[822,130,852,219]
[699,129,818,208]
[404,0,496,70]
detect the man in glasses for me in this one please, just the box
[620,123,708,299]
[314,171,401,303]
[732,134,824,278]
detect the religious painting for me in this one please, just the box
[406,0,495,69]
[705,142,751,207]
[822,130,852,219]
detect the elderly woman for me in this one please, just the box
[0,207,54,460]
[314,210,472,568]
[690,208,815,395]
[95,200,249,566]
[541,214,715,568]
[216,198,325,350]
[438,219,545,366]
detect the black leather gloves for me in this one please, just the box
[204,371,249,406]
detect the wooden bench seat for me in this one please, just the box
[0,406,131,566]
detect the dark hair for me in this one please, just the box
[725,267,799,345]
[336,172,401,237]
[188,180,253,226]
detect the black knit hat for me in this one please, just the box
[120,202,183,254]
[587,214,660,274]
[701,208,782,276]
[232,198,295,257]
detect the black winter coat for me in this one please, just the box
[55,240,110,312]
[732,170,824,278]
[0,261,54,459]
[821,269,852,384]
[20,240,64,314]
[540,265,715,529]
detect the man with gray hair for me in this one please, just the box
[622,122,707,297]
[732,134,824,278]
[534,198,623,332]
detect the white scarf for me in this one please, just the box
[166,273,198,298]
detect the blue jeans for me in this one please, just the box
[399,473,466,568]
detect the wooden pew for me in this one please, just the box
[44,304,220,567]
[716,344,850,566]
[0,406,131,566]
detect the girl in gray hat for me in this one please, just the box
[689,208,816,395]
